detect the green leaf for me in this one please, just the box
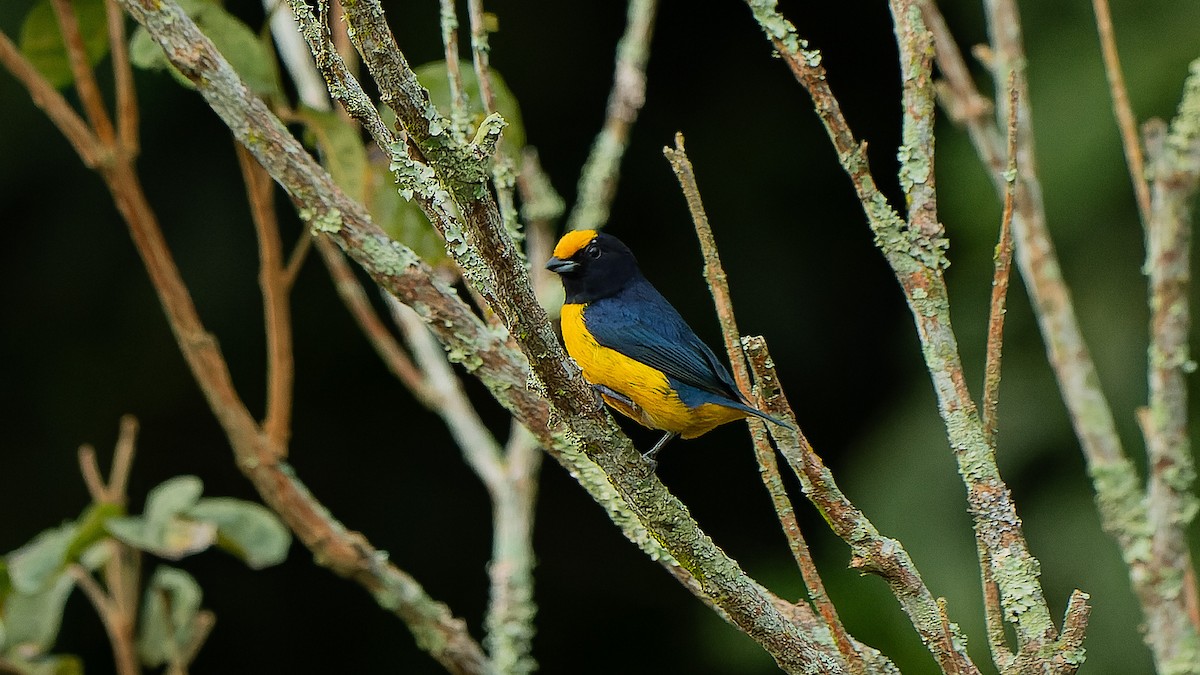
[366,148,451,266]
[19,0,110,89]
[106,516,216,561]
[137,566,202,668]
[6,524,77,595]
[2,571,76,654]
[414,60,525,153]
[295,106,369,204]
[186,498,291,569]
[144,475,204,527]
[128,0,282,97]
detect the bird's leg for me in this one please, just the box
[592,384,634,408]
[641,431,678,467]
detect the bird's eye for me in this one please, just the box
[586,244,602,259]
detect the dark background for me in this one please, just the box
[2,0,1199,672]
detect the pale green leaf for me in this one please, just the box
[295,106,369,204]
[105,516,216,560]
[19,0,110,89]
[415,60,525,153]
[128,0,281,97]
[2,571,76,654]
[137,566,202,668]
[144,475,204,526]
[5,524,76,595]
[187,498,291,569]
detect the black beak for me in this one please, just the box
[545,257,579,274]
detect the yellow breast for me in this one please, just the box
[559,303,749,438]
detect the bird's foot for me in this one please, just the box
[593,384,635,408]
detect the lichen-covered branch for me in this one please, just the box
[745,0,1088,669]
[336,0,846,668]
[111,1,850,669]
[927,0,1200,670]
[663,134,871,674]
[742,338,977,675]
[565,0,658,232]
[1140,57,1200,675]
[4,7,491,670]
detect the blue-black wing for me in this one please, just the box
[582,278,748,407]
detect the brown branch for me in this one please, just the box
[70,562,139,675]
[78,445,110,503]
[105,0,138,154]
[312,237,437,405]
[236,144,294,448]
[282,233,312,289]
[0,30,103,167]
[981,73,1018,459]
[49,0,116,145]
[1091,0,1151,226]
[7,3,491,669]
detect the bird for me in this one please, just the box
[545,229,788,464]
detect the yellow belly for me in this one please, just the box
[560,303,749,438]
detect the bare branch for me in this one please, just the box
[0,30,103,167]
[49,0,116,144]
[236,143,295,448]
[982,74,1018,457]
[105,0,138,153]
[1091,0,1152,226]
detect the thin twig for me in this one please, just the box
[388,296,506,489]
[78,444,110,503]
[0,30,102,167]
[438,0,470,140]
[236,144,295,448]
[105,0,138,154]
[465,0,523,259]
[283,234,313,289]
[108,415,138,504]
[662,133,865,673]
[465,0,495,113]
[313,237,438,406]
[1091,0,1152,226]
[265,0,331,111]
[981,73,1018,454]
[977,540,1014,673]
[70,563,139,675]
[743,336,972,675]
[49,0,116,145]
[565,0,658,232]
[488,422,542,675]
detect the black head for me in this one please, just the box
[545,230,642,303]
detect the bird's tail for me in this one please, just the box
[730,400,793,430]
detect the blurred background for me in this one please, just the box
[2,0,1199,672]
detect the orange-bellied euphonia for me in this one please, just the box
[545,229,787,463]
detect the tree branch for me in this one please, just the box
[662,133,869,674]
[1141,56,1200,672]
[565,0,658,233]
